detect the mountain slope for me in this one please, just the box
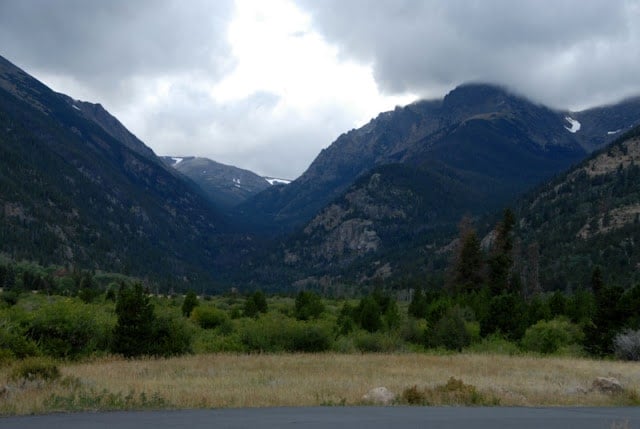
[515,124,640,289]
[242,84,640,286]
[573,96,640,152]
[237,84,640,235]
[0,55,224,286]
[161,156,271,210]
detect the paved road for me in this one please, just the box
[2,407,639,428]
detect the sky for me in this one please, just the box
[1,0,639,179]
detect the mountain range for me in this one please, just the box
[236,84,640,286]
[2,52,640,292]
[234,84,640,233]
[0,55,224,287]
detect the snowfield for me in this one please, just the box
[564,117,581,133]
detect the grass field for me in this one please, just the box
[1,352,639,415]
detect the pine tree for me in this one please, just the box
[453,228,484,293]
[112,282,155,357]
[488,208,516,295]
[408,286,428,319]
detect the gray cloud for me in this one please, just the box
[3,1,640,179]
[143,86,357,178]
[0,0,234,99]
[298,0,640,109]
[0,0,359,178]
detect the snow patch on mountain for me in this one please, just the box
[608,129,622,135]
[564,117,581,133]
[265,177,291,185]
[171,157,184,165]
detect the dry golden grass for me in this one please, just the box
[1,352,639,415]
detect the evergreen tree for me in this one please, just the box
[357,295,383,332]
[336,301,356,335]
[112,282,155,357]
[584,283,625,356]
[488,208,516,295]
[591,266,604,295]
[453,228,484,293]
[408,286,428,319]
[482,292,527,339]
[181,290,199,317]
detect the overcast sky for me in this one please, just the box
[1,0,639,179]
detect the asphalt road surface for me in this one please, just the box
[2,406,639,428]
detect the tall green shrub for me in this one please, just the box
[294,290,325,321]
[243,291,268,318]
[182,290,199,317]
[26,299,111,359]
[521,317,583,354]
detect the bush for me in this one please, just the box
[181,290,199,317]
[613,329,640,361]
[356,296,382,333]
[427,307,472,351]
[193,330,245,353]
[10,357,60,383]
[467,334,520,355]
[482,293,527,340]
[243,291,268,318]
[1,291,19,307]
[521,317,583,354]
[401,318,427,344]
[0,321,39,359]
[294,291,325,321]
[190,306,229,330]
[352,330,405,353]
[401,385,426,405]
[148,314,194,357]
[292,323,332,352]
[26,299,113,359]
[398,377,499,406]
[239,313,332,353]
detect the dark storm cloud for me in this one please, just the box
[298,0,640,108]
[0,0,234,94]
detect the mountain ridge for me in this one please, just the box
[0,54,225,288]
[160,156,272,210]
[236,83,640,238]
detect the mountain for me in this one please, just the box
[0,54,225,287]
[237,84,640,235]
[572,96,640,152]
[64,95,158,162]
[514,124,640,290]
[240,84,640,286]
[160,156,272,210]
